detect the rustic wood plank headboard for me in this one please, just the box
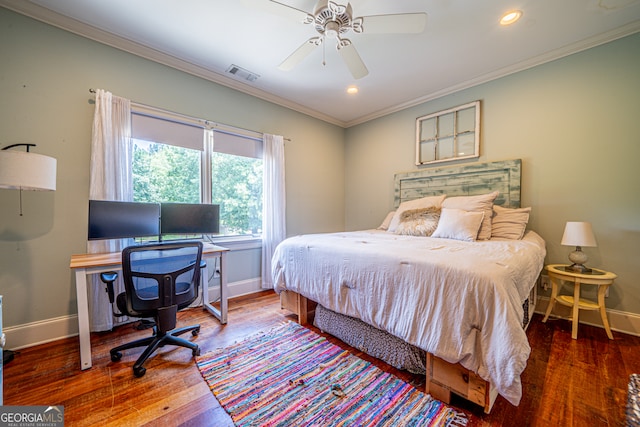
[394,159,522,208]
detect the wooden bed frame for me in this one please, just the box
[280,159,524,414]
[280,289,500,412]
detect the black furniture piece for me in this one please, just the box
[99,241,203,377]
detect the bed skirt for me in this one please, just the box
[629,374,640,426]
[313,304,426,374]
[313,289,537,376]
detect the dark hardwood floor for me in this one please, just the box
[4,290,638,426]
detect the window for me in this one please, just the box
[211,131,263,236]
[132,139,201,204]
[130,111,263,238]
[416,101,480,165]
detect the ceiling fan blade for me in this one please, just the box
[337,40,368,80]
[278,37,322,71]
[360,13,427,34]
[242,0,313,23]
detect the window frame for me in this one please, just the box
[130,108,264,242]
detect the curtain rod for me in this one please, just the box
[89,89,290,142]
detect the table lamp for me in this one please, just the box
[561,221,597,273]
[0,143,57,215]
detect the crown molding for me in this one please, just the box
[0,0,348,127]
[344,21,640,127]
[3,1,639,129]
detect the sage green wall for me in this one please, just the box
[345,33,640,316]
[2,6,639,333]
[0,9,345,328]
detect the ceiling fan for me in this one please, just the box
[248,0,427,79]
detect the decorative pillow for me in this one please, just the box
[377,211,396,231]
[491,205,531,240]
[387,195,446,233]
[442,191,498,240]
[394,207,441,236]
[431,208,484,242]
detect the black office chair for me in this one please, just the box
[99,241,204,377]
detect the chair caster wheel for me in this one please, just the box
[111,352,122,362]
[192,327,200,336]
[133,366,146,377]
[193,347,200,357]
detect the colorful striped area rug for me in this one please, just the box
[197,321,467,427]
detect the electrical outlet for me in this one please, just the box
[540,274,550,291]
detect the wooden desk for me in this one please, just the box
[542,264,616,340]
[70,243,229,370]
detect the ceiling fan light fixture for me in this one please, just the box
[500,10,522,26]
[325,21,340,38]
[268,0,426,79]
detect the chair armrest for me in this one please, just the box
[100,272,118,303]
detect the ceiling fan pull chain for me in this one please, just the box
[322,39,326,66]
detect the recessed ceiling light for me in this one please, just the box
[500,10,522,26]
[346,85,359,95]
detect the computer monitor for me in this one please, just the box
[88,200,160,241]
[160,203,220,236]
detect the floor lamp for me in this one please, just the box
[0,143,57,214]
[0,143,57,363]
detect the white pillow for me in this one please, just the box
[442,191,498,240]
[377,211,396,231]
[388,195,446,233]
[431,208,484,242]
[394,207,441,236]
[491,205,531,240]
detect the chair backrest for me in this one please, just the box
[121,241,203,315]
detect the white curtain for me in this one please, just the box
[87,89,133,331]
[261,134,286,289]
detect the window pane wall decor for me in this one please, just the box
[416,101,480,166]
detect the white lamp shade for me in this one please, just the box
[0,150,57,191]
[561,221,597,247]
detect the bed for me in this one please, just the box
[272,159,546,413]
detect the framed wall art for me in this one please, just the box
[416,100,480,166]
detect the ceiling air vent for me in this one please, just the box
[226,64,259,82]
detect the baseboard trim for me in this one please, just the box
[535,296,640,337]
[3,315,78,351]
[7,292,639,350]
[4,277,266,351]
[207,277,263,302]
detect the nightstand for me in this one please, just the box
[542,264,617,340]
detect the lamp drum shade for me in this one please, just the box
[561,221,597,247]
[0,150,57,191]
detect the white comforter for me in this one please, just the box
[272,229,546,406]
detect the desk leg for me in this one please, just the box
[571,281,581,340]
[598,286,614,339]
[74,268,92,370]
[219,251,228,324]
[202,252,228,325]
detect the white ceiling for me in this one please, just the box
[2,0,640,127]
